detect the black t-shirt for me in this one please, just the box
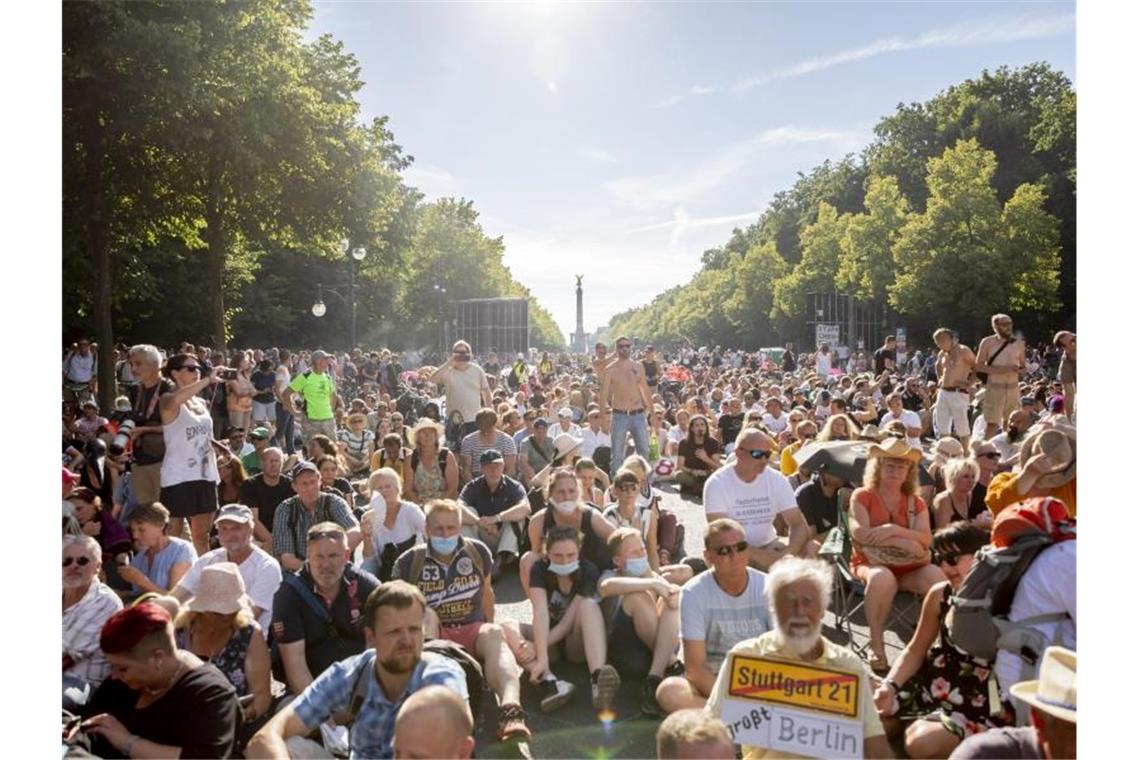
[251,370,276,403]
[642,359,660,387]
[529,558,600,627]
[782,351,796,372]
[901,390,925,413]
[271,565,380,681]
[324,479,355,505]
[239,474,295,532]
[83,662,239,758]
[717,413,744,446]
[794,476,840,536]
[678,437,723,470]
[873,347,896,375]
[132,378,176,466]
[459,475,527,518]
[968,482,990,521]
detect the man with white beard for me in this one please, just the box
[706,557,890,759]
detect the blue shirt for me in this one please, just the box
[129,536,197,592]
[292,649,467,759]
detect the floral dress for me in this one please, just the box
[178,624,254,696]
[897,586,1013,739]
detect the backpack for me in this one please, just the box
[405,541,486,584]
[345,640,486,728]
[945,498,1075,678]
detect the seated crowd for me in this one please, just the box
[61,326,1076,758]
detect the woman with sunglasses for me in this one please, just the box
[968,440,1001,526]
[872,522,1008,758]
[158,353,225,556]
[849,438,946,674]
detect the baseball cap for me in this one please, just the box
[215,504,254,525]
[480,449,505,465]
[292,460,319,477]
[62,466,81,486]
[533,418,549,428]
[557,407,573,419]
[249,427,270,440]
[311,350,330,361]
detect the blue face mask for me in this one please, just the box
[430,534,459,555]
[548,559,579,576]
[624,556,650,576]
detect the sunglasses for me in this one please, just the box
[62,556,92,568]
[617,344,631,350]
[453,352,471,359]
[176,364,202,373]
[741,448,772,460]
[978,452,1001,459]
[932,551,963,566]
[712,540,750,557]
[307,530,346,543]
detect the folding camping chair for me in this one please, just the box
[819,488,921,658]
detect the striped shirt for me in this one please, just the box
[271,493,359,562]
[292,649,467,759]
[63,582,124,686]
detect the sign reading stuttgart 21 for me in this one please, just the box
[718,654,864,760]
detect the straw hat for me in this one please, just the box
[1018,420,1076,489]
[549,433,583,462]
[858,423,883,442]
[867,437,922,463]
[1009,646,1077,724]
[405,417,445,447]
[186,563,250,616]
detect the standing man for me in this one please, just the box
[703,429,811,571]
[873,335,898,376]
[641,345,661,394]
[781,343,797,373]
[430,340,492,441]
[933,328,976,448]
[976,314,1026,439]
[63,338,98,406]
[1053,330,1076,422]
[283,350,338,442]
[124,344,173,505]
[599,336,654,479]
[592,342,613,384]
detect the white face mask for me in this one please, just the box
[553,500,578,515]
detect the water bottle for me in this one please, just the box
[648,430,659,462]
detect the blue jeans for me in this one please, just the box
[609,410,649,478]
[275,404,296,455]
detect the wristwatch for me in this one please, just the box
[883,678,900,694]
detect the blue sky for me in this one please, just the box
[307,1,1075,341]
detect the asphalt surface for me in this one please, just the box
[474,481,917,758]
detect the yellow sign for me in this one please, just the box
[726,653,861,718]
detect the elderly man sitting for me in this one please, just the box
[706,557,890,759]
[63,535,123,706]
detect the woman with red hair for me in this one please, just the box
[81,602,241,758]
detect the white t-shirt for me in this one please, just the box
[995,541,1076,698]
[176,546,282,636]
[581,428,611,459]
[679,568,772,673]
[815,353,832,376]
[761,412,789,434]
[702,465,797,547]
[437,364,489,422]
[370,498,426,557]
[881,409,923,449]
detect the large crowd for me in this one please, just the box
[60,314,1077,759]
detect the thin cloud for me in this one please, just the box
[606,125,862,209]
[581,147,618,164]
[401,164,459,200]
[653,12,1075,107]
[622,209,759,236]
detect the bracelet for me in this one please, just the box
[883,678,900,694]
[123,734,140,757]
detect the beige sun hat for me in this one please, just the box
[186,563,250,616]
[1008,646,1077,724]
[867,436,922,463]
[405,416,445,447]
[1018,420,1076,489]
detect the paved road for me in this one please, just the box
[476,481,915,758]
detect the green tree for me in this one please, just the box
[724,242,789,346]
[770,202,850,335]
[836,175,910,301]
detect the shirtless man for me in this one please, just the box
[1053,330,1076,422]
[591,342,613,384]
[599,337,654,479]
[976,314,1026,438]
[933,328,975,448]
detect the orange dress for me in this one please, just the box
[850,487,930,577]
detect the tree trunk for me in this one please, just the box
[85,99,116,411]
[204,146,227,349]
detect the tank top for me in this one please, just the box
[602,502,652,545]
[161,401,220,487]
[542,508,612,572]
[412,448,448,503]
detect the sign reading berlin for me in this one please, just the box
[727,653,860,718]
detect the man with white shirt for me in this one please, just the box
[990,409,1032,467]
[580,408,611,460]
[760,397,789,436]
[171,503,283,635]
[880,392,923,449]
[702,428,811,571]
[553,407,583,439]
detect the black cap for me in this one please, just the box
[479,449,505,465]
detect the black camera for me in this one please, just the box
[220,368,239,380]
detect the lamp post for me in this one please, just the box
[311,238,366,349]
[433,280,447,352]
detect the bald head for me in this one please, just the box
[393,685,474,759]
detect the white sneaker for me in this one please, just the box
[591,665,621,711]
[539,678,575,713]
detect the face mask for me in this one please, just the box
[624,556,650,576]
[549,560,579,576]
[554,500,577,515]
[430,534,459,555]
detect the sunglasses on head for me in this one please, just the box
[741,448,772,460]
[307,530,346,543]
[712,540,749,557]
[62,556,92,568]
